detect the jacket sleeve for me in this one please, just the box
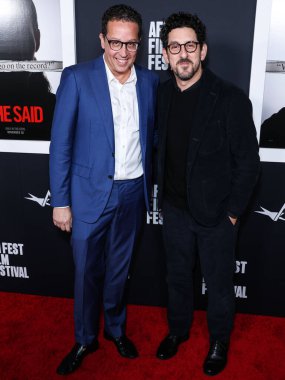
[49,67,79,207]
[227,88,260,217]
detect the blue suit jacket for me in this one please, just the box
[50,55,159,223]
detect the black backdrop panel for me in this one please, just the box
[235,163,285,316]
[0,153,73,297]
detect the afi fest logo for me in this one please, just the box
[255,203,285,222]
[25,190,51,207]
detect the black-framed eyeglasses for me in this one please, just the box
[105,36,140,52]
[167,41,200,54]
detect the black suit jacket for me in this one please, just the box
[157,69,260,227]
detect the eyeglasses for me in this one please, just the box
[105,36,140,52]
[167,41,200,54]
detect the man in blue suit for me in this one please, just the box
[49,4,158,375]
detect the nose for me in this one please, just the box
[119,43,128,56]
[179,44,188,57]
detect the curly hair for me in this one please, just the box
[160,12,206,48]
[101,4,142,39]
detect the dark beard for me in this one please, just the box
[174,59,199,81]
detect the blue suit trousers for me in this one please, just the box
[71,176,144,345]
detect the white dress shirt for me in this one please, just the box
[104,58,143,180]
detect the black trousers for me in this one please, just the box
[162,200,238,342]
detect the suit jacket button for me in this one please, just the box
[108,175,113,179]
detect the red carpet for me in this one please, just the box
[1,292,285,380]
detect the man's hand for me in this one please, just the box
[229,216,237,226]
[53,207,72,232]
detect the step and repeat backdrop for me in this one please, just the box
[1,0,285,317]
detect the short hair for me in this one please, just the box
[101,4,142,39]
[160,12,206,48]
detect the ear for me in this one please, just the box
[35,28,40,52]
[99,33,105,50]
[162,48,169,64]
[200,43,207,62]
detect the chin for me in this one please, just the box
[177,72,194,81]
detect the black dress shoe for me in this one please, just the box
[104,330,138,358]
[156,334,189,360]
[56,341,99,375]
[203,340,228,376]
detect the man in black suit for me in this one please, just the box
[155,12,260,376]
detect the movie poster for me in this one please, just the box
[0,0,75,153]
[250,0,285,162]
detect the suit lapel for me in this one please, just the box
[135,66,148,155]
[90,56,114,150]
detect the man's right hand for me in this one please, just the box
[53,207,73,232]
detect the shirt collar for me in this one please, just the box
[103,55,137,86]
